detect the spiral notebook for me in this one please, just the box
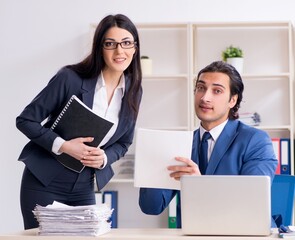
[51,95,114,173]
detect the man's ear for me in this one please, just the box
[229,94,238,108]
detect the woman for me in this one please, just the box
[16,14,142,229]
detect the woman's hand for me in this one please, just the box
[59,137,105,168]
[167,156,201,181]
[80,148,105,169]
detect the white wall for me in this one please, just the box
[1,0,295,233]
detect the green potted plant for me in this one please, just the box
[140,55,153,75]
[222,45,244,73]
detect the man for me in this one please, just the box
[138,61,278,228]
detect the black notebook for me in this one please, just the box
[51,95,114,173]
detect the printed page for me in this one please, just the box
[134,128,193,190]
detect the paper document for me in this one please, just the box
[33,201,113,236]
[134,128,193,190]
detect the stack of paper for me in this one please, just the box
[239,112,261,126]
[33,201,113,236]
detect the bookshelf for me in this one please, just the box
[135,23,192,130]
[92,21,294,227]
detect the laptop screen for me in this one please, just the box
[180,175,271,236]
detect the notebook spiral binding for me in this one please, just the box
[51,95,76,130]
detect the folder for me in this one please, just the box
[168,195,177,228]
[280,138,290,175]
[103,191,118,228]
[50,95,113,172]
[271,138,281,174]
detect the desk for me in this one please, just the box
[0,228,279,239]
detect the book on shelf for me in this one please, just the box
[51,95,114,173]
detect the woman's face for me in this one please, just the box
[102,26,136,75]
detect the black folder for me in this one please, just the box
[51,95,114,173]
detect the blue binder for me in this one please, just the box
[280,138,290,175]
[103,191,118,228]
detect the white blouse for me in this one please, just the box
[52,72,125,168]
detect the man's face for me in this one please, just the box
[194,72,237,130]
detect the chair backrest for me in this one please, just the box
[271,174,295,226]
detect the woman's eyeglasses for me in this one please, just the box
[103,41,137,50]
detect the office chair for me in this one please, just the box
[271,174,295,227]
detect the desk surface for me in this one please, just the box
[0,228,279,240]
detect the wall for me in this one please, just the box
[1,0,295,233]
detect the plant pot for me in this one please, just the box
[141,58,153,75]
[226,57,244,74]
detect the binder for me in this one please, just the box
[271,138,281,174]
[168,195,177,228]
[280,138,290,175]
[51,95,114,173]
[103,191,118,228]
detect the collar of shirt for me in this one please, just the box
[199,119,228,142]
[199,120,228,161]
[96,71,126,96]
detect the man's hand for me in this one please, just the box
[167,157,201,180]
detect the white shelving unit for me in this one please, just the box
[135,23,192,131]
[92,21,294,228]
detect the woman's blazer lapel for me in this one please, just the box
[81,76,97,108]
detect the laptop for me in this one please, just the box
[180,175,271,236]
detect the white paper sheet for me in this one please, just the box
[134,128,193,190]
[33,201,113,236]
